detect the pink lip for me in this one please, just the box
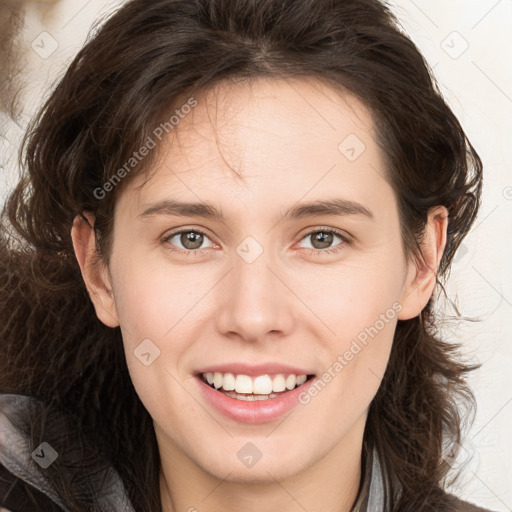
[195,362,313,377]
[195,374,316,424]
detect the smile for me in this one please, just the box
[195,368,317,423]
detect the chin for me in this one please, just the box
[194,441,316,484]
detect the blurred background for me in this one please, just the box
[0,1,511,510]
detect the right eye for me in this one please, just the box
[161,228,218,255]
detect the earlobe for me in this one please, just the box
[397,206,449,321]
[71,213,120,328]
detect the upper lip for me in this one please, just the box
[195,362,315,377]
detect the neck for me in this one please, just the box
[157,420,366,512]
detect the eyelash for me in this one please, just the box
[161,227,351,257]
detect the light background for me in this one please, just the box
[0,1,510,510]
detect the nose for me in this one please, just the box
[215,248,295,344]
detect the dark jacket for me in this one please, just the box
[1,463,65,512]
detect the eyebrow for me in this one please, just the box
[137,197,374,222]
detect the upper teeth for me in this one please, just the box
[203,372,308,394]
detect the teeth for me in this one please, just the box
[203,372,309,394]
[285,374,296,390]
[213,372,223,390]
[222,373,235,391]
[235,374,253,394]
[296,375,307,386]
[272,374,286,392]
[253,375,273,394]
[222,390,280,401]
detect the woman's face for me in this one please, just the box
[78,76,439,484]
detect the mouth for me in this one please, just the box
[198,372,316,401]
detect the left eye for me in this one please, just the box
[297,229,347,253]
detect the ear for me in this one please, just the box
[398,206,449,321]
[71,212,120,328]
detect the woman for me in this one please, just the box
[0,0,492,510]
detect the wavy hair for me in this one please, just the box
[0,0,483,510]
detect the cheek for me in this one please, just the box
[304,313,396,434]
[336,318,396,386]
[298,255,404,337]
[105,253,189,406]
[112,272,194,428]
[300,260,402,399]
[108,249,194,343]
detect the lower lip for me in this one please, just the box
[195,375,315,424]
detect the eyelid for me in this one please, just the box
[295,225,353,243]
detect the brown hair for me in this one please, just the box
[0,0,483,510]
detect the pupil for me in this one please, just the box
[313,231,332,249]
[182,231,203,249]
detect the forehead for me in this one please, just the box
[124,76,392,216]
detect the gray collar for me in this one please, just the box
[351,446,388,511]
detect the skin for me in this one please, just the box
[71,76,448,512]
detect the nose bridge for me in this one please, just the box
[216,235,293,341]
